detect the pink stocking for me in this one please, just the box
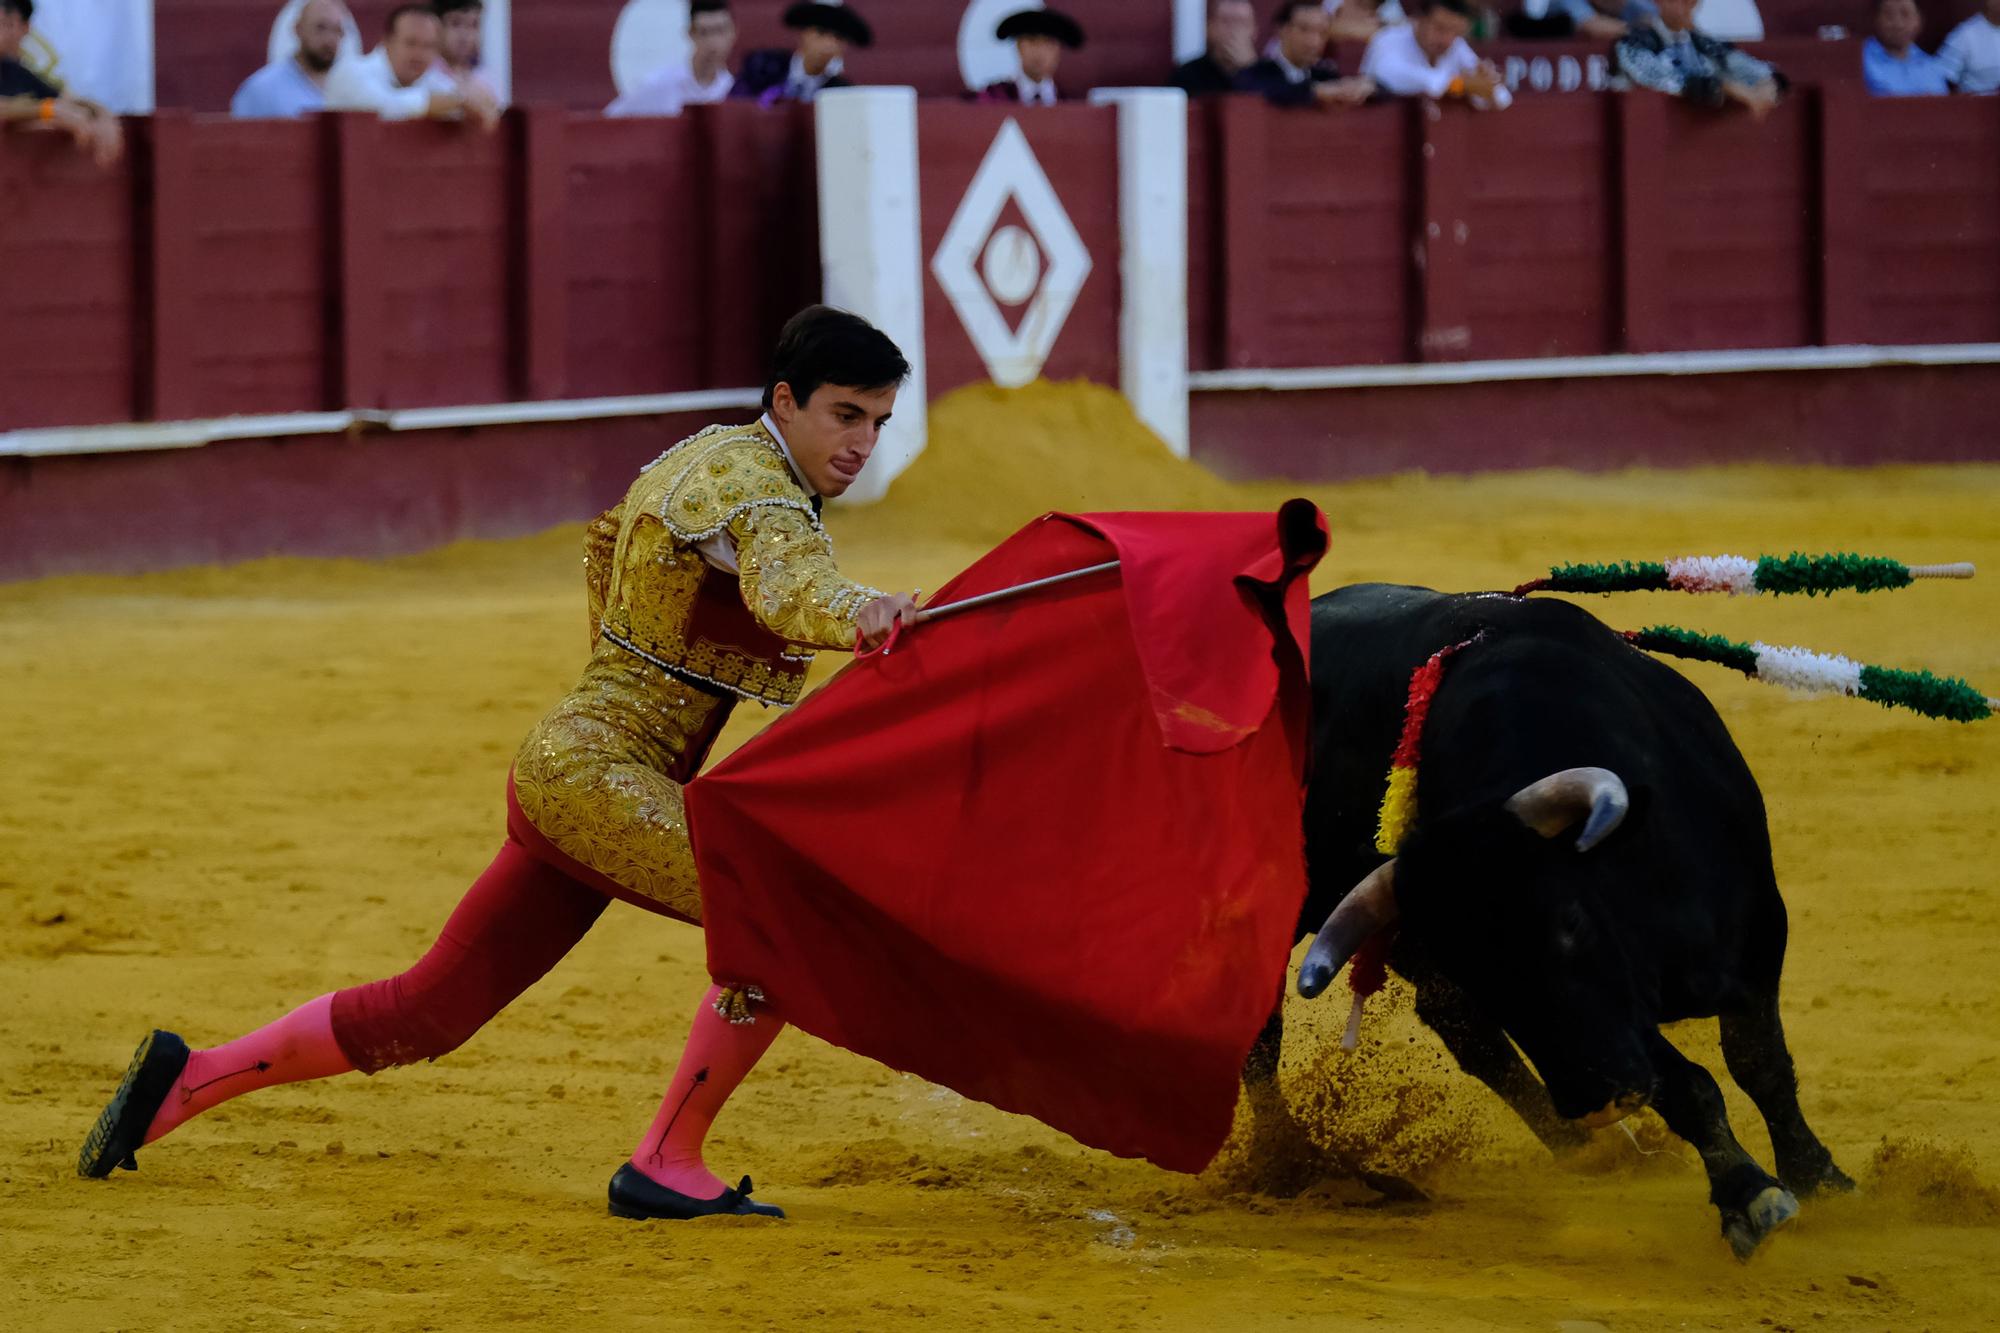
[143,993,354,1144]
[630,985,785,1199]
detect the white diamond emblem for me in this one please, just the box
[930,118,1093,388]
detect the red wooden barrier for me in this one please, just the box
[1463,96,1615,360]
[917,105,1121,395]
[6,93,2000,435]
[1846,93,2000,347]
[1217,99,1415,370]
[699,102,820,389]
[562,114,708,397]
[0,105,817,430]
[1186,99,1222,373]
[0,131,137,429]
[376,121,516,408]
[1657,100,1814,351]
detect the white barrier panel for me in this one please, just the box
[814,87,930,507]
[1095,87,1190,459]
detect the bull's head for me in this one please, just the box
[1297,767,1658,1126]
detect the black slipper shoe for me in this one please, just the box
[77,1031,189,1180]
[607,1164,786,1221]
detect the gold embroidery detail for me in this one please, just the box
[730,505,883,654]
[512,419,883,916]
[512,649,727,923]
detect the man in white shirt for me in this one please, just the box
[607,0,736,116]
[325,3,498,127]
[1938,0,2000,93]
[1361,0,1511,108]
[231,0,347,119]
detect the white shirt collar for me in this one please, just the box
[759,412,818,499]
[366,45,424,90]
[1015,74,1057,104]
[1272,50,1309,83]
[787,52,843,93]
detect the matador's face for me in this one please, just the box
[771,381,898,498]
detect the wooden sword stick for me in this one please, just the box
[912,560,1121,625]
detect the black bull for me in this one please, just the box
[1246,584,1854,1258]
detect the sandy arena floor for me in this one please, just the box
[3,384,1997,1331]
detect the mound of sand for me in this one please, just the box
[868,380,1243,545]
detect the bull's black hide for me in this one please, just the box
[1248,584,1853,1259]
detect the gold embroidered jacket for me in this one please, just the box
[512,421,883,922]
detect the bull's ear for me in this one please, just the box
[1504,767,1628,853]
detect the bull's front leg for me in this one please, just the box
[1644,1031,1799,1259]
[1718,996,1854,1198]
[1242,997,1285,1098]
[1410,976,1587,1154]
[1231,994,1320,1191]
[1239,992,1312,1153]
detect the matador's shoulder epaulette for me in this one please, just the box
[645,422,822,544]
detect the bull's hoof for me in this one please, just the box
[1784,1159,1856,1200]
[1722,1184,1799,1260]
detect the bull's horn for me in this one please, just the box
[1297,860,1398,999]
[1504,767,1629,853]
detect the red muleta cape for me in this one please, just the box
[686,500,1327,1173]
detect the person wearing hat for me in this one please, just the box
[734,1,869,105]
[977,7,1085,104]
[1234,0,1375,107]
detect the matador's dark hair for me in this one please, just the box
[762,306,910,412]
[1,0,34,22]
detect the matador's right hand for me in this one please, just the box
[856,593,920,651]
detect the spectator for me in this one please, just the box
[0,0,121,165]
[1864,0,1950,95]
[1326,0,1409,45]
[1612,0,1784,118]
[326,3,499,127]
[1516,0,1640,40]
[1171,0,1259,94]
[734,2,869,105]
[230,0,348,119]
[1235,1,1376,106]
[1690,0,1762,42]
[607,0,735,115]
[433,0,502,105]
[1938,0,2000,93]
[1362,0,1512,105]
[978,8,1085,103]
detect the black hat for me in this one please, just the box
[996,8,1086,49]
[783,2,872,48]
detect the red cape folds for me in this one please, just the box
[687,501,1327,1173]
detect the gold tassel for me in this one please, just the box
[712,984,767,1026]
